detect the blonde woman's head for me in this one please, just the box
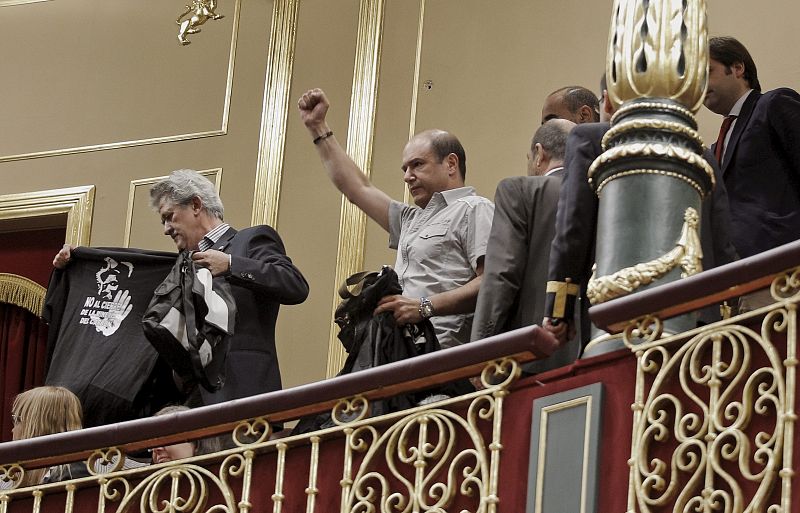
[11,386,83,441]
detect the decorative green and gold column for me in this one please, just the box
[587,0,714,340]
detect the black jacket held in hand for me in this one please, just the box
[295,267,472,434]
[143,251,237,394]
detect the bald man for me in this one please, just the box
[471,119,580,373]
[298,88,494,349]
[541,86,600,125]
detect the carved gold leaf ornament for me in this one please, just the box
[601,118,706,152]
[587,207,703,305]
[588,142,715,195]
[606,0,708,113]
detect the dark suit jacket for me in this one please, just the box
[545,122,738,339]
[471,172,581,372]
[713,88,800,258]
[196,225,309,405]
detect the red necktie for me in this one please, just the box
[714,115,737,163]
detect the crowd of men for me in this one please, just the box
[47,35,800,416]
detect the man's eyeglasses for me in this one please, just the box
[11,413,22,425]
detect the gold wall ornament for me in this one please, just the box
[606,0,708,112]
[0,274,46,317]
[587,207,702,305]
[177,0,224,45]
[251,0,300,228]
[0,0,52,6]
[403,0,427,206]
[0,185,94,246]
[622,286,797,513]
[326,0,386,378]
[1,0,240,163]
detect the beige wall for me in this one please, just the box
[1,0,798,389]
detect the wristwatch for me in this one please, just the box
[419,297,435,319]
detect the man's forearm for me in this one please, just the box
[312,127,370,200]
[307,123,392,231]
[429,274,483,317]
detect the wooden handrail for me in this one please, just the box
[0,325,558,469]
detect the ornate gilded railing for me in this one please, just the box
[591,240,800,512]
[0,327,557,513]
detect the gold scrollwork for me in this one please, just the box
[233,417,272,447]
[0,356,520,513]
[87,447,126,475]
[333,395,371,426]
[771,267,800,302]
[0,464,24,490]
[588,207,702,304]
[628,310,794,513]
[623,315,666,347]
[346,408,491,513]
[116,464,238,512]
[479,357,520,389]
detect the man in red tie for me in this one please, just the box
[705,36,800,259]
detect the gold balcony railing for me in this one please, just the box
[591,240,800,512]
[0,326,558,513]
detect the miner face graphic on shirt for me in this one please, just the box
[80,257,135,336]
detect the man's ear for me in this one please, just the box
[190,196,203,214]
[445,153,459,176]
[534,143,546,167]
[732,61,746,80]
[578,105,594,122]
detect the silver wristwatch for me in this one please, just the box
[419,297,434,319]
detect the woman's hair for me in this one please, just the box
[12,386,83,440]
[11,386,83,486]
[153,405,222,456]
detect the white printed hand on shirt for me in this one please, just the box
[89,289,133,336]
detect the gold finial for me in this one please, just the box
[606,0,708,113]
